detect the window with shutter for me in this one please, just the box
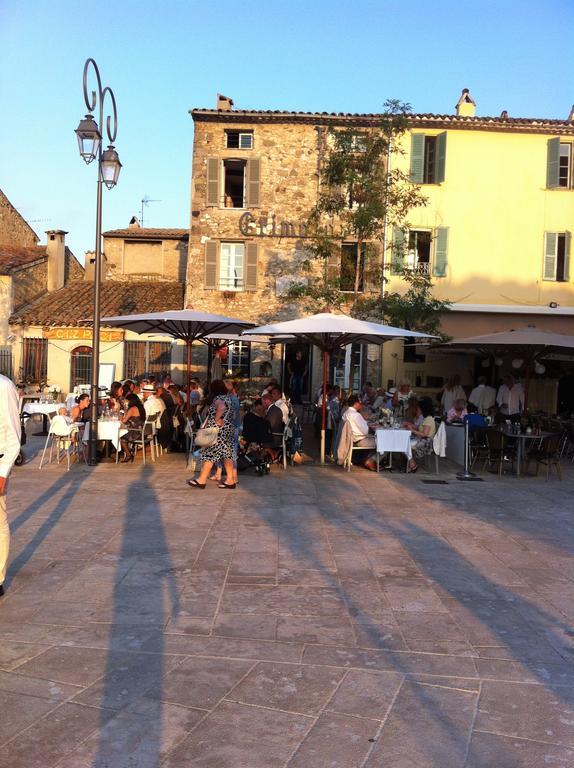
[219,242,245,290]
[543,232,557,281]
[546,138,560,189]
[391,227,407,275]
[246,158,261,207]
[435,132,447,183]
[410,134,425,183]
[564,231,571,281]
[433,227,448,278]
[206,158,220,206]
[244,242,259,290]
[559,143,572,188]
[204,241,218,289]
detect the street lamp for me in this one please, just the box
[75,58,122,465]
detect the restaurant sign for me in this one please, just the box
[239,212,346,239]
[43,327,124,342]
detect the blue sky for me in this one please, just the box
[1,0,573,262]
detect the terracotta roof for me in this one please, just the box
[10,280,185,326]
[103,228,189,240]
[191,109,574,135]
[0,245,47,274]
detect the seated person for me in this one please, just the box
[404,397,423,428]
[404,399,437,471]
[58,406,73,425]
[447,398,468,423]
[464,402,487,429]
[262,392,284,448]
[70,393,90,423]
[342,395,377,469]
[241,399,279,460]
[361,382,376,407]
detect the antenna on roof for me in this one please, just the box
[140,195,161,227]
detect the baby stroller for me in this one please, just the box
[15,412,30,467]
[237,441,271,476]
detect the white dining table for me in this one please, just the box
[375,428,412,472]
[82,420,128,452]
[22,402,59,435]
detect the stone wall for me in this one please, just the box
[65,250,85,282]
[0,189,38,247]
[103,237,188,282]
[12,261,48,311]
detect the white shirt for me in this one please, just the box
[343,407,370,441]
[273,398,290,425]
[441,385,466,414]
[497,383,524,416]
[144,394,166,427]
[469,384,496,414]
[0,374,21,480]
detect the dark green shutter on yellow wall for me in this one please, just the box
[433,227,448,277]
[546,138,560,189]
[564,232,571,281]
[410,134,425,183]
[204,241,218,289]
[435,132,447,183]
[391,227,406,274]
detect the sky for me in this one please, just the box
[1,0,573,262]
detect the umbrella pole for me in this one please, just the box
[321,349,328,464]
[186,340,191,417]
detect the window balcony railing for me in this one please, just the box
[219,276,244,291]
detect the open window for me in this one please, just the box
[223,160,246,208]
[410,132,447,184]
[543,232,571,281]
[407,230,431,274]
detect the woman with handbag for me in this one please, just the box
[187,380,237,489]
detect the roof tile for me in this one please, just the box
[0,245,47,274]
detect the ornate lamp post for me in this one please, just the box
[75,58,122,464]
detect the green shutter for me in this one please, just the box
[206,158,220,206]
[409,134,425,183]
[391,227,406,275]
[546,138,560,189]
[204,241,218,289]
[246,158,261,207]
[244,242,258,290]
[543,232,557,281]
[564,231,571,281]
[433,227,448,277]
[435,132,447,183]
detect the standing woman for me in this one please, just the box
[187,379,236,489]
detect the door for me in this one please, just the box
[283,343,312,403]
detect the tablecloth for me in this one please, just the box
[82,421,127,451]
[22,402,59,417]
[375,428,412,460]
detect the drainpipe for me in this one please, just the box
[381,134,392,299]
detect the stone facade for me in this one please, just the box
[0,189,39,247]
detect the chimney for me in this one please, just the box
[128,216,141,229]
[217,93,234,111]
[46,230,67,291]
[83,250,107,282]
[455,88,476,117]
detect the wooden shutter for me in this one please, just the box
[391,227,406,274]
[433,227,449,277]
[206,158,220,206]
[543,232,557,281]
[435,132,447,183]
[564,231,571,281]
[244,242,258,290]
[246,158,261,207]
[204,241,218,289]
[546,138,560,189]
[409,134,425,183]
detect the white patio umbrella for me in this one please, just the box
[243,312,435,463]
[95,310,255,411]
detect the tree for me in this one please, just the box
[283,99,427,308]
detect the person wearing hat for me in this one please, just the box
[142,383,165,428]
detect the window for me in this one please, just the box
[219,242,245,290]
[559,143,572,188]
[410,132,447,184]
[547,138,573,189]
[225,130,253,149]
[70,346,92,391]
[226,341,250,377]
[340,243,366,291]
[543,232,571,282]
[22,338,47,382]
[124,341,172,379]
[407,230,432,275]
[223,159,246,208]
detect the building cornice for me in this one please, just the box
[449,303,574,316]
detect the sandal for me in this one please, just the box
[217,482,236,489]
[187,479,206,489]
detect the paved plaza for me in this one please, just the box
[1,436,574,767]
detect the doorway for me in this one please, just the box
[330,343,364,393]
[283,343,312,403]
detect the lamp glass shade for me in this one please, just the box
[101,145,122,189]
[75,114,101,164]
[511,358,523,369]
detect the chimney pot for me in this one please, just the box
[217,93,234,111]
[455,88,476,117]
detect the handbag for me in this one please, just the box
[194,416,219,448]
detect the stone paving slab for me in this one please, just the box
[0,435,573,766]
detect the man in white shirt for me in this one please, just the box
[497,374,525,417]
[0,374,21,596]
[343,395,375,448]
[469,376,497,415]
[270,386,289,425]
[142,384,166,427]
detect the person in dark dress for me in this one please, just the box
[262,393,284,448]
[155,384,174,450]
[242,399,274,446]
[119,392,146,461]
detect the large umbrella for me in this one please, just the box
[435,327,574,410]
[96,310,254,411]
[243,312,434,463]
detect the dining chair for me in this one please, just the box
[525,433,562,480]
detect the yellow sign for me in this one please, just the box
[43,327,124,342]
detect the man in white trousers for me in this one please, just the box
[0,373,21,596]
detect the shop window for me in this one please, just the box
[22,338,47,382]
